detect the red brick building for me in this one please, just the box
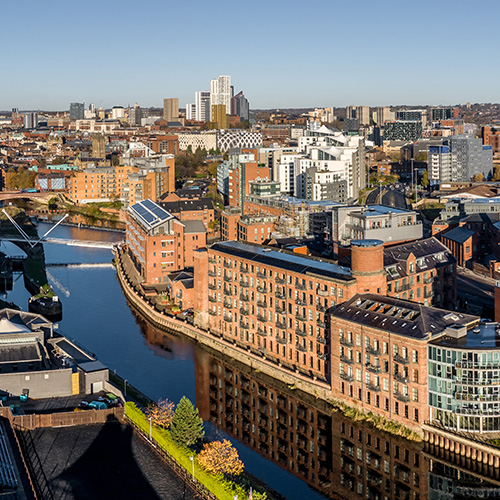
[125,199,206,285]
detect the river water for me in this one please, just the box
[1,223,498,499]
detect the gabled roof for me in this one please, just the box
[128,199,174,231]
[160,198,214,213]
[441,226,475,244]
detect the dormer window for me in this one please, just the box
[409,262,414,273]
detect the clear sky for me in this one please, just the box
[2,0,499,111]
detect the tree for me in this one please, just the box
[5,168,36,189]
[473,173,485,182]
[169,396,204,447]
[197,439,244,477]
[421,169,429,188]
[145,398,175,429]
[493,166,500,182]
[208,162,218,177]
[186,145,193,155]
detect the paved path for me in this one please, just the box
[26,422,198,500]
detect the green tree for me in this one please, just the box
[421,169,429,187]
[186,145,193,155]
[208,162,218,177]
[473,173,485,182]
[170,396,204,447]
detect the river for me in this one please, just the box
[1,222,498,499]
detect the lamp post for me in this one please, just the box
[149,416,152,441]
[124,379,127,399]
[189,456,195,480]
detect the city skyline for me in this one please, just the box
[3,0,500,110]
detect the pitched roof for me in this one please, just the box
[331,293,477,340]
[160,198,214,213]
[441,226,475,244]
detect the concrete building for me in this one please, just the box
[22,112,38,130]
[129,106,143,127]
[185,103,196,121]
[346,106,370,126]
[177,131,217,152]
[125,199,206,285]
[69,102,85,120]
[195,91,211,123]
[163,98,179,122]
[216,129,262,152]
[384,121,422,141]
[0,308,109,399]
[231,91,249,121]
[326,204,422,254]
[111,106,125,120]
[448,135,493,181]
[210,75,232,120]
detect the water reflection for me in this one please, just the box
[193,348,500,500]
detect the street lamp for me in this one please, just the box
[149,416,152,441]
[124,379,127,399]
[189,456,195,480]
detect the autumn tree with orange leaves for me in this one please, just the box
[145,398,175,429]
[197,439,244,477]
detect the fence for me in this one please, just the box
[12,407,124,430]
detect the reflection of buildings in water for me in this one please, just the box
[194,348,431,499]
[427,459,500,500]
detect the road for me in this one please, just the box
[456,267,495,317]
[365,186,408,209]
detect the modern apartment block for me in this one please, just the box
[125,199,206,285]
[211,104,228,129]
[231,91,249,121]
[195,91,211,122]
[69,102,85,120]
[384,121,423,142]
[210,75,232,120]
[326,204,422,254]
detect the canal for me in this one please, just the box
[1,222,499,499]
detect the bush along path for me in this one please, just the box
[125,399,275,500]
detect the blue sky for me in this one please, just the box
[2,0,499,110]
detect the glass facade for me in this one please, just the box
[428,340,500,432]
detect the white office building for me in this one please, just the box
[210,75,232,120]
[195,91,210,122]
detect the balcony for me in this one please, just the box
[223,275,232,282]
[424,290,434,298]
[317,336,327,345]
[223,288,234,296]
[239,322,250,329]
[257,328,267,337]
[223,261,232,269]
[296,329,307,337]
[455,377,500,386]
[256,272,266,279]
[209,296,217,303]
[240,294,249,302]
[295,299,307,306]
[296,314,307,322]
[240,308,250,316]
[239,266,249,273]
[275,307,286,315]
[366,346,380,356]
[394,372,409,383]
[240,281,250,288]
[424,277,433,284]
[295,283,306,291]
[257,286,268,293]
[340,373,354,382]
[208,270,216,277]
[296,344,307,352]
[366,363,381,374]
[455,392,498,402]
[223,301,232,309]
[317,321,326,329]
[316,304,327,312]
[276,277,286,285]
[317,289,329,297]
[341,355,354,364]
[277,336,287,344]
[340,338,354,347]
[275,292,286,300]
[367,383,381,392]
[394,392,410,403]
[208,283,217,290]
[456,361,500,370]
[208,257,216,264]
[317,352,327,361]
[257,315,267,322]
[393,354,409,365]
[257,301,268,308]
[223,316,233,323]
[276,321,287,329]
[208,310,217,316]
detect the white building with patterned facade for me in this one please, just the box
[216,129,262,152]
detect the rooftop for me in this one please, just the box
[441,226,475,244]
[128,199,174,231]
[431,321,500,350]
[210,241,353,282]
[331,294,478,340]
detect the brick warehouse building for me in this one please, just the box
[125,199,206,285]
